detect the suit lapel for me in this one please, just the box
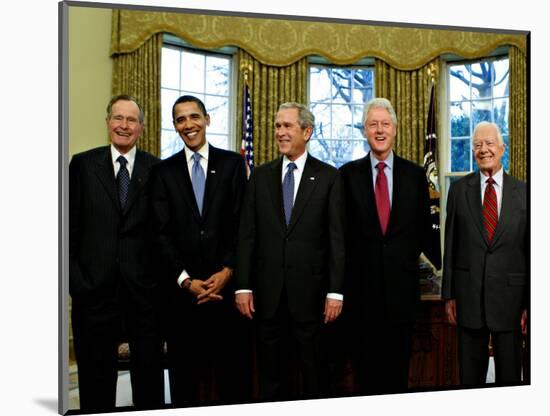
[490,173,515,247]
[93,147,119,211]
[287,156,320,233]
[172,150,202,221]
[268,157,286,229]
[122,150,146,216]
[201,145,222,220]
[465,172,488,245]
[385,155,401,237]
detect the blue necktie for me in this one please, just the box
[283,162,297,225]
[116,155,130,209]
[192,152,205,215]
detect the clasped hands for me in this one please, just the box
[186,267,232,305]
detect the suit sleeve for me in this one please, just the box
[68,155,92,298]
[221,156,247,270]
[328,171,346,294]
[148,166,186,283]
[441,181,458,300]
[235,169,257,291]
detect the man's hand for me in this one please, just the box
[185,279,223,304]
[197,267,232,304]
[323,298,343,324]
[445,299,457,326]
[235,292,255,319]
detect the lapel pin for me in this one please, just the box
[210,170,216,174]
[310,177,315,180]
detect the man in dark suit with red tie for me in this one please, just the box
[339,97,438,395]
[69,95,164,411]
[443,121,527,385]
[235,102,345,400]
[148,95,249,406]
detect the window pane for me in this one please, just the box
[205,56,230,96]
[501,134,510,171]
[493,59,509,98]
[331,68,351,104]
[450,138,471,172]
[204,95,228,134]
[311,103,331,139]
[352,105,365,139]
[493,98,509,134]
[181,51,204,93]
[352,69,374,103]
[161,88,180,129]
[470,62,492,100]
[472,100,492,126]
[331,104,353,139]
[162,48,180,90]
[310,67,332,103]
[450,102,470,137]
[161,129,183,159]
[208,133,229,150]
[308,139,330,164]
[449,64,470,101]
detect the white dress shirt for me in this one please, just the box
[111,144,136,179]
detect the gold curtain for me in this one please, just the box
[112,31,162,157]
[236,49,308,166]
[509,46,527,181]
[111,9,526,70]
[375,58,440,165]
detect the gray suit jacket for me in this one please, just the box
[442,171,527,331]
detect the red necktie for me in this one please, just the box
[375,162,390,235]
[482,177,498,245]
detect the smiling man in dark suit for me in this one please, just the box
[149,95,249,406]
[69,95,164,411]
[339,97,438,395]
[235,102,345,400]
[443,121,527,386]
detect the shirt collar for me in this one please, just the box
[282,151,308,173]
[111,144,136,167]
[480,166,504,187]
[369,150,394,171]
[184,141,209,163]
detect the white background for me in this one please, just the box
[1,0,546,415]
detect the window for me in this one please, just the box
[160,39,234,159]
[444,56,509,192]
[308,64,374,167]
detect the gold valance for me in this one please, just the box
[111,9,526,70]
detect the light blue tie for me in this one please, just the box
[192,153,205,215]
[283,162,297,225]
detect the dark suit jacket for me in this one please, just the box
[236,154,345,323]
[69,145,159,334]
[442,172,527,331]
[340,152,434,325]
[148,145,247,318]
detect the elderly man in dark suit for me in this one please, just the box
[149,95,249,406]
[339,97,438,395]
[69,95,164,411]
[235,102,345,400]
[443,121,527,385]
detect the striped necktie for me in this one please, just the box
[482,177,498,244]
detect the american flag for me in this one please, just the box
[241,83,254,177]
[423,84,442,270]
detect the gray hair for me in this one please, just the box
[106,94,145,124]
[472,121,504,146]
[278,102,315,130]
[361,97,398,127]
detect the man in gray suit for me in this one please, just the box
[443,121,527,385]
